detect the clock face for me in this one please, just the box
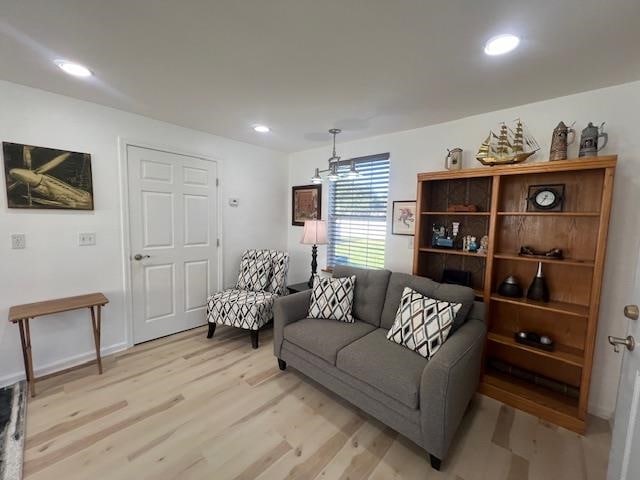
[527,184,565,212]
[535,189,557,208]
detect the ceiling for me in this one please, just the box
[1,0,639,152]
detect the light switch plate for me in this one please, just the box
[79,232,96,246]
[11,233,26,249]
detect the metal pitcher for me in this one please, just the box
[445,148,463,170]
[549,121,575,161]
[579,122,608,157]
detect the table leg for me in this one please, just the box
[17,319,30,381]
[20,319,36,397]
[90,306,103,374]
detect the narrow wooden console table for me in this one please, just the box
[8,292,109,397]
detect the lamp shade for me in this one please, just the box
[301,220,328,245]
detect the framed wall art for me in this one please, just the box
[392,200,416,235]
[3,142,94,210]
[292,184,321,226]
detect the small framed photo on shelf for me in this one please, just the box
[292,184,321,226]
[392,200,416,235]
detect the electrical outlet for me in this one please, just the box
[11,233,26,249]
[78,232,96,246]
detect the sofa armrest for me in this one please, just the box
[273,290,312,357]
[466,301,487,325]
[419,315,486,459]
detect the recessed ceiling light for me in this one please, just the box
[484,34,520,56]
[54,60,93,77]
[253,125,270,133]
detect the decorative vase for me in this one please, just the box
[527,262,550,302]
[498,275,523,298]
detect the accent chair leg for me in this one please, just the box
[429,454,442,471]
[207,323,216,339]
[251,329,259,349]
[277,358,287,370]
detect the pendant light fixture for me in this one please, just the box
[310,129,359,183]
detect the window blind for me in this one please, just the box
[327,154,390,269]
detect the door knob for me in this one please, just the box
[624,304,639,320]
[608,335,635,353]
[133,254,151,261]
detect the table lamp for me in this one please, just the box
[300,220,328,288]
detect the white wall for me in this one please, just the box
[0,80,288,385]
[287,80,640,419]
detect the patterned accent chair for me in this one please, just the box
[206,249,289,348]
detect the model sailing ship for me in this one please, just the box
[476,119,540,166]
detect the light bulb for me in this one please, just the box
[484,34,520,56]
[346,163,359,178]
[311,168,322,184]
[54,60,93,77]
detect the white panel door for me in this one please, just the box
[608,250,640,480]
[128,145,218,343]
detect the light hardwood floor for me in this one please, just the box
[23,325,611,480]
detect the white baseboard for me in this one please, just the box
[0,342,128,388]
[588,403,614,423]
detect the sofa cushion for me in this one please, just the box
[387,287,460,359]
[380,272,474,331]
[308,275,356,322]
[332,266,391,327]
[336,328,428,409]
[284,318,375,365]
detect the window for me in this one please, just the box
[327,153,390,269]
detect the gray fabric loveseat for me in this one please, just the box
[273,265,486,470]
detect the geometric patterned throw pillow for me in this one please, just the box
[308,275,356,322]
[236,258,272,292]
[386,287,462,359]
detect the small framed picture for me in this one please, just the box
[392,200,416,235]
[292,184,321,226]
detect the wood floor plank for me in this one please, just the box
[231,440,292,480]
[317,421,397,480]
[26,399,128,449]
[22,326,610,480]
[24,395,185,475]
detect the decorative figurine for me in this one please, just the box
[445,148,463,170]
[519,246,564,260]
[527,262,550,302]
[549,121,575,161]
[452,222,460,239]
[476,119,540,166]
[579,122,608,157]
[432,224,454,248]
[468,236,478,253]
[478,235,489,255]
[498,276,523,298]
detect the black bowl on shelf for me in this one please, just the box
[514,331,555,352]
